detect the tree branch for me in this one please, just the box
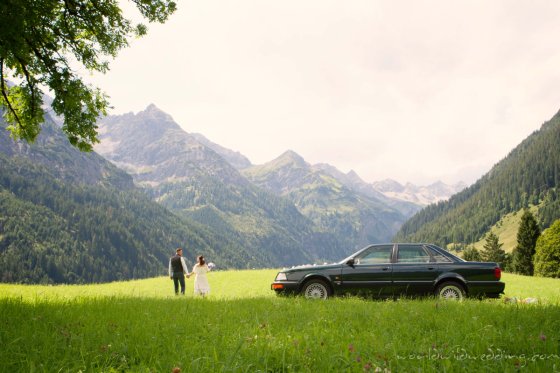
[14,55,37,117]
[0,58,23,125]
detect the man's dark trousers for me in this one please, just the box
[172,272,185,295]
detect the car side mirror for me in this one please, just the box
[346,258,355,267]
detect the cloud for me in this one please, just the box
[87,0,560,185]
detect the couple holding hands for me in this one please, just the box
[169,248,211,296]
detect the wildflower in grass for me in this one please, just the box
[172,367,181,373]
[539,332,547,341]
[99,344,111,352]
[348,343,355,352]
[356,355,362,362]
[363,362,372,371]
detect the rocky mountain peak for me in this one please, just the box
[272,150,308,169]
[137,104,180,131]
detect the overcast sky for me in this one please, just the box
[84,0,560,185]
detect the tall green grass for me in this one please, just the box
[1,270,559,372]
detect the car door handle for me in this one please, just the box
[381,267,390,271]
[428,267,435,270]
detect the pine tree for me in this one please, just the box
[462,246,482,261]
[511,209,541,275]
[481,232,507,266]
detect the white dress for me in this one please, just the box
[193,264,210,295]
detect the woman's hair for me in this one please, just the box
[197,255,205,266]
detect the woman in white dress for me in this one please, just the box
[193,255,211,297]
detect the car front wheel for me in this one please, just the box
[301,279,331,299]
[436,282,465,300]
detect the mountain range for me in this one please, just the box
[95,105,339,266]
[6,98,547,285]
[94,105,465,257]
[95,105,418,264]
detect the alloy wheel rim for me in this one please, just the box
[305,284,327,299]
[440,286,462,300]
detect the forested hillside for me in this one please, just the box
[243,151,408,250]
[0,117,239,283]
[395,109,560,246]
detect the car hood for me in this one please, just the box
[283,263,342,273]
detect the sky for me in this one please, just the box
[83,1,560,186]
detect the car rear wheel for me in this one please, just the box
[301,279,331,300]
[436,282,465,300]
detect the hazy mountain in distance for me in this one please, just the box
[95,104,245,186]
[190,133,252,170]
[313,163,422,217]
[372,179,467,206]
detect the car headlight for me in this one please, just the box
[275,272,288,281]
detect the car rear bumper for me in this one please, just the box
[466,281,505,297]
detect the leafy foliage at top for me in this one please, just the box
[534,219,560,278]
[0,0,176,150]
[395,109,560,247]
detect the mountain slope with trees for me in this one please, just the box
[0,115,251,283]
[395,109,560,247]
[243,150,408,251]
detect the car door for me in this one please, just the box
[392,244,440,296]
[339,244,394,297]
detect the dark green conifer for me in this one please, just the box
[511,210,541,275]
[481,232,507,267]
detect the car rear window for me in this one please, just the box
[397,244,431,263]
[426,246,453,263]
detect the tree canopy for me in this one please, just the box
[0,0,176,150]
[534,219,560,278]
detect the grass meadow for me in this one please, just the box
[1,270,559,372]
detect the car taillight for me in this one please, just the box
[494,267,501,280]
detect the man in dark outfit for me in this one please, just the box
[168,248,191,295]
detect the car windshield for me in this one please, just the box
[338,246,369,264]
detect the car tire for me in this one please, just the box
[436,281,465,300]
[301,279,331,300]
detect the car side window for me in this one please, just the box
[355,245,393,264]
[397,244,431,263]
[426,247,453,263]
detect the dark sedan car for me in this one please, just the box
[271,243,505,300]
